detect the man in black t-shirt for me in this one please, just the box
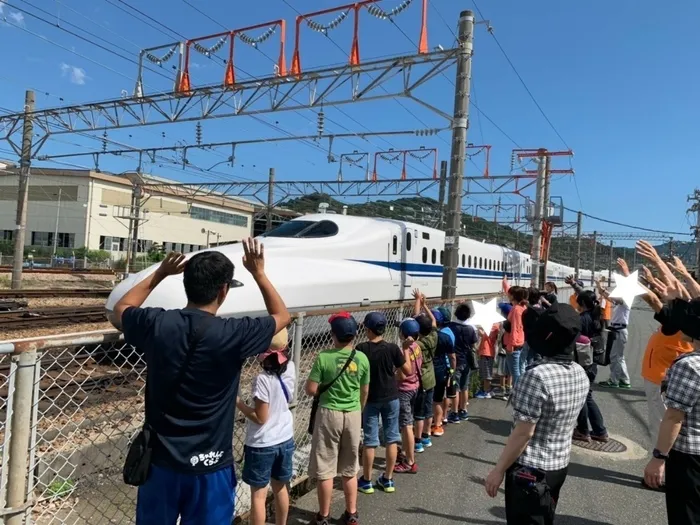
[356,312,411,495]
[111,239,290,525]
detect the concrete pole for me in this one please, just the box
[591,231,598,285]
[266,168,275,232]
[51,188,62,260]
[441,10,474,300]
[6,351,38,525]
[290,314,303,409]
[530,150,547,289]
[608,239,614,283]
[437,160,447,230]
[124,183,142,274]
[575,210,582,279]
[11,91,35,290]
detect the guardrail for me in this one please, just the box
[0,293,506,524]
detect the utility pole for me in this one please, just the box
[266,168,275,232]
[11,90,35,290]
[124,182,142,274]
[574,210,582,279]
[591,231,598,285]
[669,237,674,257]
[51,188,63,260]
[529,149,547,289]
[608,239,614,283]
[441,10,473,301]
[689,189,700,279]
[437,160,447,230]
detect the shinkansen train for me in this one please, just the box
[105,214,604,323]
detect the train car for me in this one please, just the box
[105,213,594,323]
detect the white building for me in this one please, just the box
[0,167,257,259]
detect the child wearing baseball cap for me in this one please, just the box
[237,328,296,525]
[394,318,422,474]
[306,312,370,525]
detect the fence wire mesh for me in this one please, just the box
[1,296,498,524]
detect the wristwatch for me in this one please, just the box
[652,448,669,461]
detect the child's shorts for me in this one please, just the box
[479,356,494,381]
[413,388,434,421]
[398,389,417,428]
[309,407,361,480]
[243,438,295,488]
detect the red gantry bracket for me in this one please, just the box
[290,0,429,77]
[372,147,438,181]
[466,144,492,178]
[178,20,287,95]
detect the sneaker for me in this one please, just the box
[315,513,331,525]
[377,474,395,493]
[414,442,425,453]
[442,416,449,425]
[598,380,619,388]
[394,461,418,474]
[421,435,433,448]
[618,382,632,389]
[448,412,461,424]
[341,510,360,525]
[478,391,493,399]
[431,425,445,437]
[591,433,610,443]
[358,476,374,494]
[459,409,470,421]
[572,429,591,443]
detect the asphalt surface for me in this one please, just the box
[286,305,668,525]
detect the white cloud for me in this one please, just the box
[8,11,24,27]
[0,1,4,15]
[60,63,87,85]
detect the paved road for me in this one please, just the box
[286,306,668,525]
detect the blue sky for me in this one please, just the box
[0,0,697,241]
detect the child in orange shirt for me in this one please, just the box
[503,286,528,386]
[475,323,500,399]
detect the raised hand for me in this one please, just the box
[155,252,186,278]
[242,238,265,278]
[636,240,662,263]
[616,258,630,277]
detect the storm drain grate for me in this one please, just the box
[573,437,627,453]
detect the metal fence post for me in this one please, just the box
[291,313,304,407]
[5,351,37,525]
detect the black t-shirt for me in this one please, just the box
[447,322,477,367]
[523,304,545,344]
[356,340,405,403]
[122,306,276,474]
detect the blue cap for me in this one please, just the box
[363,312,387,333]
[430,308,444,325]
[329,312,358,340]
[399,318,420,339]
[498,302,512,317]
[437,307,452,323]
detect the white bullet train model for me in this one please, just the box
[105,213,603,323]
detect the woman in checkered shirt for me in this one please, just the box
[643,295,700,525]
[484,303,589,525]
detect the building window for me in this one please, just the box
[406,232,412,251]
[392,235,397,255]
[422,247,427,263]
[431,249,437,264]
[31,232,74,248]
[1,230,13,241]
[190,206,248,228]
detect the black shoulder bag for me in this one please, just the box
[307,350,356,435]
[123,316,212,486]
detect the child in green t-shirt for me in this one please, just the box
[306,312,370,525]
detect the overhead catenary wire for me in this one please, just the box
[563,206,692,236]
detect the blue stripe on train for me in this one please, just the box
[350,259,570,282]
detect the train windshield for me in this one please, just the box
[261,220,339,239]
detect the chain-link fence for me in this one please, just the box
[0,294,503,524]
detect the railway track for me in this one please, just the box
[0,306,107,330]
[0,267,114,275]
[0,288,111,299]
